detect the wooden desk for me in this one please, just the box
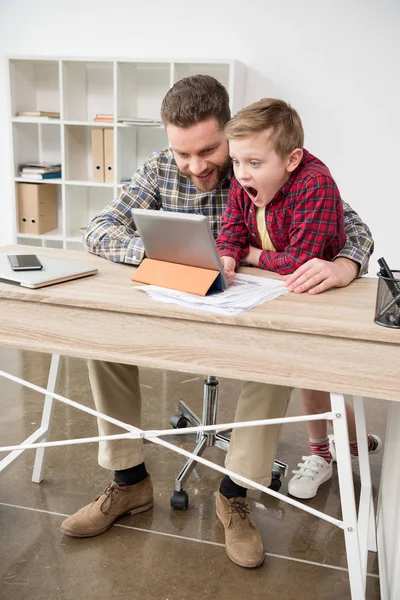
[0,246,399,401]
[1,245,399,599]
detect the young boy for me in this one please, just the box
[216,97,346,279]
[216,98,381,500]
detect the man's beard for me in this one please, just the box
[184,157,232,192]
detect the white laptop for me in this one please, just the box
[132,209,228,290]
[0,253,98,289]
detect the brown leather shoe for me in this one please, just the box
[60,476,153,538]
[216,491,265,568]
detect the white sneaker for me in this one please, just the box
[288,455,333,499]
[328,434,383,462]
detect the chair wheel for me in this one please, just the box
[171,490,189,510]
[170,413,189,429]
[269,473,282,492]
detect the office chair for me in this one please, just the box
[170,375,288,509]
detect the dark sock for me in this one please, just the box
[114,462,148,486]
[219,475,247,499]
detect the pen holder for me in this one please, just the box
[374,270,400,329]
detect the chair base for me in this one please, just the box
[170,376,288,508]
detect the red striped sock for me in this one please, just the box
[309,437,331,463]
[349,434,376,457]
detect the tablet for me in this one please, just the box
[132,209,228,289]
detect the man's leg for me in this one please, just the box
[216,382,292,568]
[60,360,153,537]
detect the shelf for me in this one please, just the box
[117,126,168,183]
[65,180,114,188]
[9,59,60,117]
[12,117,61,125]
[17,228,63,240]
[65,185,114,239]
[63,61,114,122]
[117,62,170,121]
[116,123,163,129]
[64,120,114,127]
[12,121,62,177]
[173,62,230,89]
[66,235,84,243]
[8,56,245,248]
[15,177,63,184]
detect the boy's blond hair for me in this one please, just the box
[224,98,304,158]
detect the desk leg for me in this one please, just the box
[353,395,377,555]
[31,354,61,483]
[377,401,400,600]
[330,392,365,598]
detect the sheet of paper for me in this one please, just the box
[135,273,288,315]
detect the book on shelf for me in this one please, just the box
[117,116,162,126]
[93,113,114,123]
[16,111,60,118]
[19,161,61,169]
[21,166,61,174]
[92,114,162,126]
[20,172,62,180]
[19,161,61,176]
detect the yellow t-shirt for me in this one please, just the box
[256,206,275,252]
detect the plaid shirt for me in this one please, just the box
[216,149,347,275]
[84,148,373,275]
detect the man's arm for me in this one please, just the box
[284,200,374,294]
[84,155,161,265]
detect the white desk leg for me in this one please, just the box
[330,392,365,598]
[377,401,400,600]
[353,395,377,555]
[31,354,61,483]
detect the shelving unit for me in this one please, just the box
[8,57,246,250]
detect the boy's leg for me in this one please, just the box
[60,360,153,538]
[288,389,333,499]
[217,382,292,568]
[288,390,382,499]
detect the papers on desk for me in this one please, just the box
[135,273,288,315]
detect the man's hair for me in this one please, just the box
[161,74,231,129]
[224,98,304,157]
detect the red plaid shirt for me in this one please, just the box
[216,149,346,275]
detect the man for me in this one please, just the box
[60,75,373,569]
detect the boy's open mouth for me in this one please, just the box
[244,186,258,200]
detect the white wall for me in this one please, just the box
[1,0,399,270]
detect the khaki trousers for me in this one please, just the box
[87,360,292,488]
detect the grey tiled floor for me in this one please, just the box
[0,348,384,599]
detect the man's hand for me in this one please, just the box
[243,245,263,266]
[220,256,236,285]
[283,257,359,295]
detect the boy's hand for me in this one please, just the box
[243,245,263,266]
[283,257,359,294]
[220,256,236,284]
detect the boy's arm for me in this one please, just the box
[258,175,345,275]
[284,200,374,294]
[84,155,161,265]
[216,178,250,269]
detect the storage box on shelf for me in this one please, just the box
[8,57,246,250]
[17,183,58,235]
